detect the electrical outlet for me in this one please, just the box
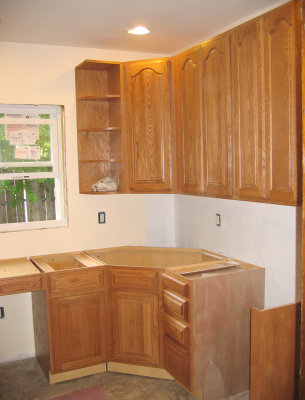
[98,211,106,224]
[0,307,4,319]
[216,213,221,227]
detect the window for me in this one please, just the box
[0,104,67,232]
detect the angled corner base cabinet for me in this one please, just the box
[0,247,264,399]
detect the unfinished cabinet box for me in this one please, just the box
[162,260,265,399]
[31,252,107,383]
[75,60,125,193]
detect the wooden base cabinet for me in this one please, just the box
[31,253,108,380]
[162,261,265,399]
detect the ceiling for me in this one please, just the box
[0,0,287,55]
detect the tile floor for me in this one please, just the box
[0,358,249,400]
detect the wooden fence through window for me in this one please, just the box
[0,180,56,224]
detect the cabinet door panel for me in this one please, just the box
[232,19,264,200]
[109,290,160,366]
[50,291,107,373]
[125,59,172,192]
[201,34,232,197]
[264,2,300,203]
[174,48,204,193]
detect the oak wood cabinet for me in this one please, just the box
[107,266,161,366]
[31,253,107,381]
[124,59,173,193]
[174,47,204,194]
[232,18,264,200]
[75,60,126,193]
[263,1,301,204]
[201,33,232,197]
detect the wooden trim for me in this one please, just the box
[107,362,174,380]
[0,274,43,295]
[49,363,106,384]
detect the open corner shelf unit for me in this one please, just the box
[75,60,125,194]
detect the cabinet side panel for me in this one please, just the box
[32,290,50,378]
[192,268,264,396]
[251,303,300,400]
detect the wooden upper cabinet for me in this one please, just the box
[124,59,173,192]
[201,33,232,197]
[263,1,301,204]
[232,19,265,200]
[174,47,204,194]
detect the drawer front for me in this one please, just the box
[163,312,189,347]
[162,273,189,298]
[163,290,188,321]
[163,335,190,389]
[110,267,158,290]
[48,268,104,295]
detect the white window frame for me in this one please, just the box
[0,104,68,232]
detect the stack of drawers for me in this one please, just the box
[162,273,192,390]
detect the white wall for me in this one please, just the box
[0,41,167,362]
[175,195,301,308]
[145,194,176,247]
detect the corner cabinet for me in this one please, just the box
[75,60,126,194]
[124,59,173,193]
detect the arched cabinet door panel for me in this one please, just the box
[263,1,301,204]
[124,59,173,192]
[201,33,232,197]
[174,47,204,194]
[232,19,265,201]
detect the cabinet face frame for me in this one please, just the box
[174,47,204,194]
[200,33,233,197]
[124,58,173,193]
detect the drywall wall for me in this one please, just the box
[0,41,167,362]
[145,194,176,247]
[175,195,301,309]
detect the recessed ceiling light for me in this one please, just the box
[127,26,150,35]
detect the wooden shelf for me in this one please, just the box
[77,95,121,101]
[78,127,121,133]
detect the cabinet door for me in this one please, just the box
[264,1,301,204]
[201,33,232,197]
[232,19,264,200]
[174,48,204,194]
[124,59,172,192]
[49,291,107,373]
[109,290,160,366]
